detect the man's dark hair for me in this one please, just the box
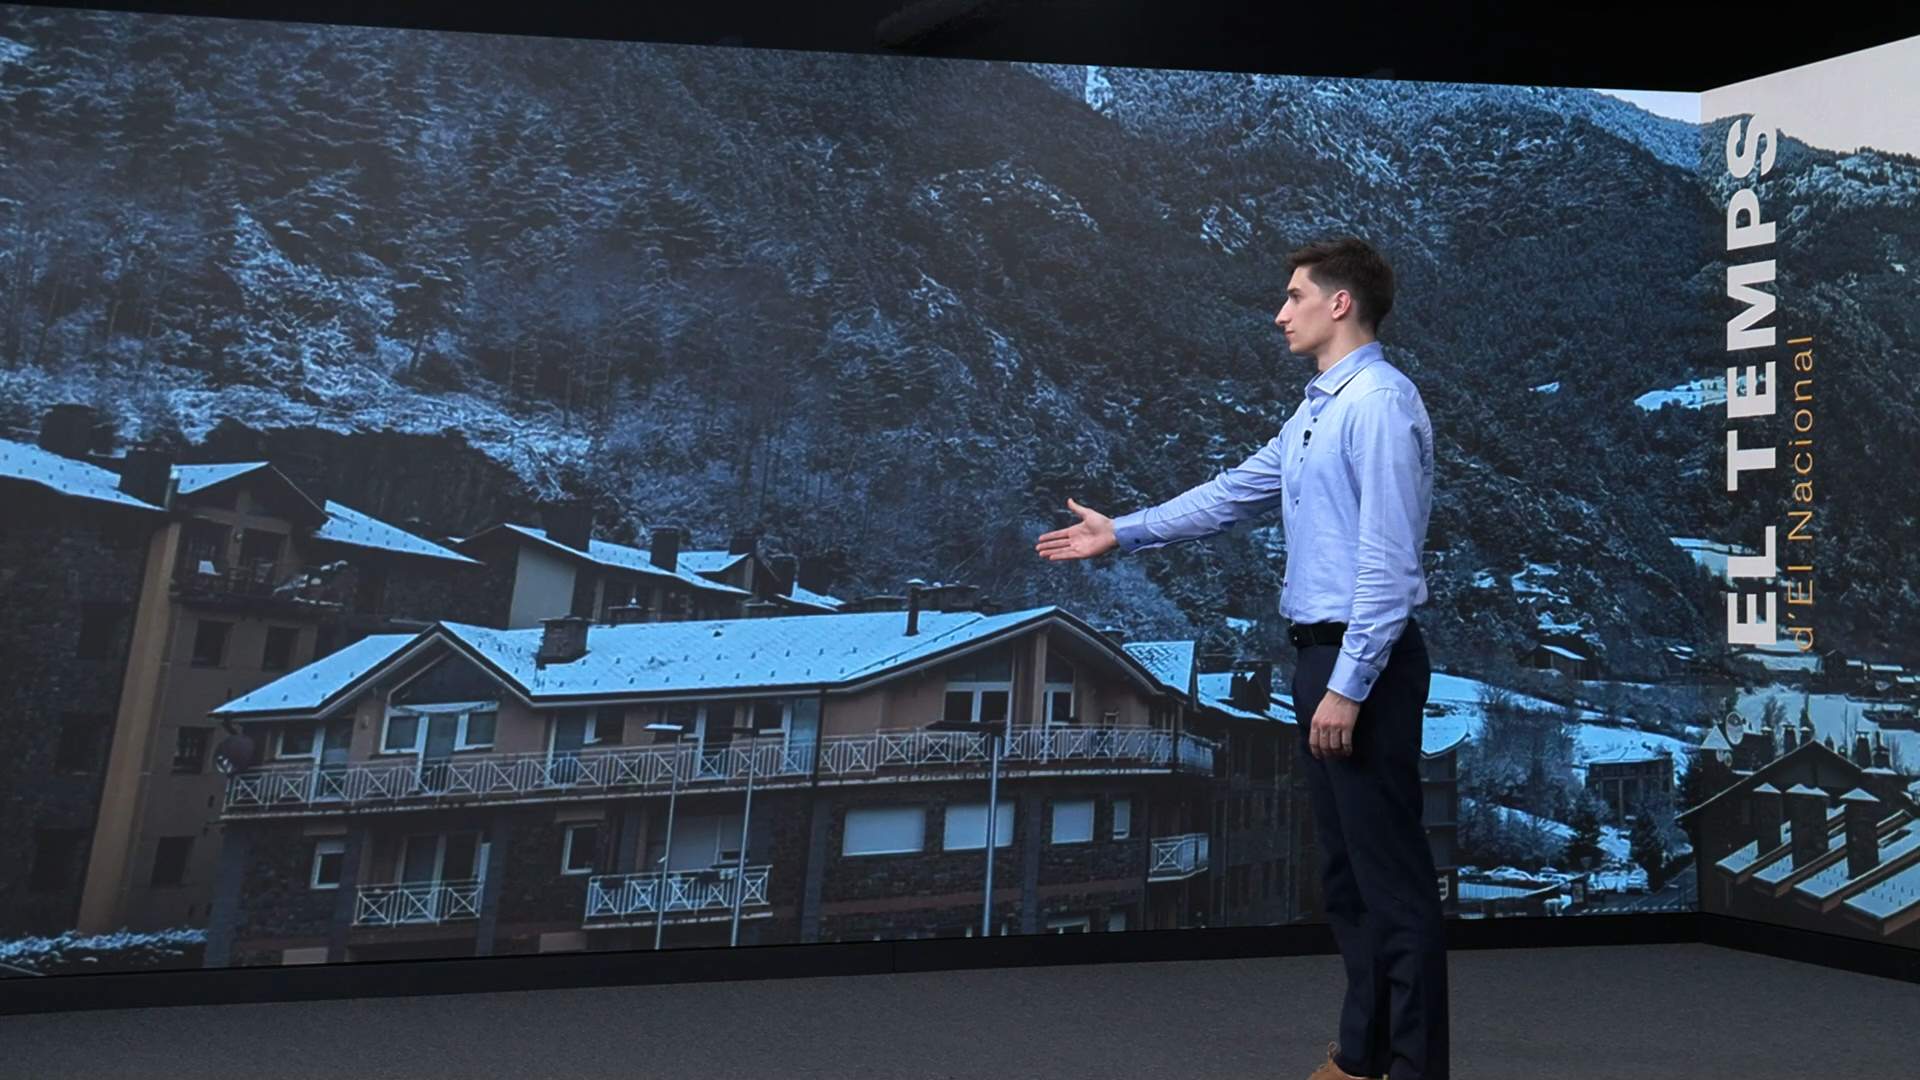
[1287,237,1395,331]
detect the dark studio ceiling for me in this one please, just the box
[12,0,1920,91]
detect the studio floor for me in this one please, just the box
[2,943,1913,1079]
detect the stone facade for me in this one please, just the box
[0,486,155,934]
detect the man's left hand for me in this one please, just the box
[1309,690,1362,759]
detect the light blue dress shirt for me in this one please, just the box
[1111,341,1434,702]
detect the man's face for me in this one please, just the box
[1274,266,1343,356]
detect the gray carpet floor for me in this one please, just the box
[2,943,1913,1079]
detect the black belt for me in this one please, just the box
[1288,621,1346,648]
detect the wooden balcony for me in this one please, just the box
[583,866,772,928]
[221,727,1219,818]
[1148,833,1211,881]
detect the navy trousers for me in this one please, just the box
[1293,620,1448,1080]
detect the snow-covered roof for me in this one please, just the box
[1539,644,1589,662]
[1421,713,1473,757]
[1868,663,1905,673]
[1585,748,1673,766]
[787,583,845,610]
[490,524,752,599]
[212,634,416,718]
[1842,856,1920,923]
[0,437,160,511]
[1191,670,1302,727]
[215,607,1168,719]
[313,501,478,565]
[676,550,749,574]
[172,462,269,495]
[1123,641,1196,697]
[1700,728,1733,753]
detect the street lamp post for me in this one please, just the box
[644,721,688,951]
[728,723,760,947]
[930,718,1005,937]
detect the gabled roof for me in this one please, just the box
[214,606,1172,720]
[172,462,270,495]
[462,524,752,600]
[312,501,479,565]
[1677,739,1880,825]
[787,583,845,610]
[1123,641,1197,699]
[211,633,416,718]
[676,550,750,575]
[0,437,161,511]
[171,461,326,525]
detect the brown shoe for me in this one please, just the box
[1307,1041,1384,1080]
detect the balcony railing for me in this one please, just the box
[223,727,1220,816]
[352,879,483,927]
[174,559,348,607]
[583,866,772,926]
[1148,833,1211,881]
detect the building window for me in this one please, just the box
[1107,909,1129,932]
[277,723,319,760]
[459,710,498,750]
[311,839,346,890]
[261,626,300,672]
[172,727,212,774]
[942,651,1013,726]
[943,801,1015,851]
[150,836,193,887]
[943,685,1011,727]
[1045,654,1075,725]
[843,806,926,856]
[382,712,422,753]
[562,824,599,875]
[55,714,107,773]
[190,619,232,667]
[1051,799,1095,845]
[1112,797,1132,840]
[587,707,624,745]
[1045,915,1091,933]
[77,602,124,660]
[29,829,85,892]
[181,520,230,575]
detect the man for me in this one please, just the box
[1034,237,1445,1080]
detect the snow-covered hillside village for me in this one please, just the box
[8,11,1920,968]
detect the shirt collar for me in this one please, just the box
[1306,341,1383,401]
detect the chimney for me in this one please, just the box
[770,555,799,597]
[1841,789,1881,880]
[1872,732,1892,770]
[906,579,926,636]
[607,604,647,626]
[648,526,683,572]
[729,530,759,557]
[1097,624,1127,646]
[536,615,590,666]
[1751,783,1783,852]
[1781,724,1800,753]
[1785,784,1830,869]
[1252,660,1274,711]
[38,404,96,460]
[541,500,594,552]
[117,447,175,508]
[1851,733,1873,768]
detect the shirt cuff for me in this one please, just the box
[1111,512,1147,554]
[1327,651,1382,703]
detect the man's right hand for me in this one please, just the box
[1035,498,1119,561]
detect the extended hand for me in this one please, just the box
[1034,498,1118,561]
[1309,691,1361,759]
